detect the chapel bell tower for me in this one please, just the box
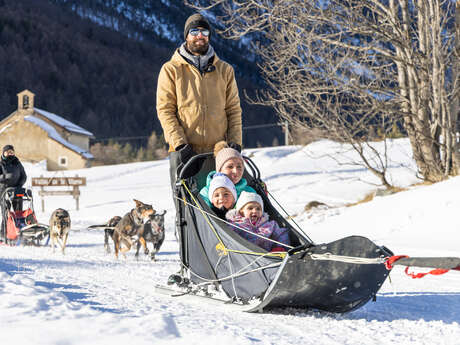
[17,89,35,114]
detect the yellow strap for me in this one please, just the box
[182,180,225,246]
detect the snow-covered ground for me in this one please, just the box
[1,139,459,345]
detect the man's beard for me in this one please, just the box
[187,40,209,55]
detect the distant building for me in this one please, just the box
[0,90,94,170]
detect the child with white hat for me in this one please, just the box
[208,173,237,219]
[226,191,290,252]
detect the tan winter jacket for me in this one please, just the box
[156,50,242,153]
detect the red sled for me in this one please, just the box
[1,187,49,246]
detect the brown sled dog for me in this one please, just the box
[49,208,71,254]
[113,199,155,259]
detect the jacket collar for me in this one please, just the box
[172,46,219,68]
[179,43,215,71]
[1,155,18,164]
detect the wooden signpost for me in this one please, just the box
[32,175,86,212]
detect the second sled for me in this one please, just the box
[0,187,49,246]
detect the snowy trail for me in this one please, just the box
[2,229,459,345]
[1,142,460,344]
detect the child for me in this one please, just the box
[200,141,255,206]
[226,191,290,252]
[208,173,237,219]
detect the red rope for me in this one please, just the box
[384,255,408,270]
[385,255,460,279]
[404,267,450,279]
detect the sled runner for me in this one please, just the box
[0,187,49,246]
[164,153,395,313]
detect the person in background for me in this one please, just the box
[0,145,27,199]
[0,145,27,241]
[226,191,290,252]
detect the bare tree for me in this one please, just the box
[454,1,460,169]
[186,0,459,183]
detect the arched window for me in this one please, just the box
[23,95,29,109]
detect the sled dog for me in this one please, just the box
[49,208,71,254]
[104,215,122,254]
[113,199,155,259]
[135,210,166,260]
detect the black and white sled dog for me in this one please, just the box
[49,208,71,254]
[135,210,166,261]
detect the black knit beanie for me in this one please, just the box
[2,145,14,154]
[184,13,211,39]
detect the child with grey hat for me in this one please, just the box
[226,191,290,252]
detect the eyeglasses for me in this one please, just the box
[189,28,210,37]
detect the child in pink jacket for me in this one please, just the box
[226,191,290,252]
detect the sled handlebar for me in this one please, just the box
[178,152,212,180]
[243,156,261,181]
[0,173,13,184]
[2,187,32,201]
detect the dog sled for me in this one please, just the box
[0,187,49,246]
[158,153,460,313]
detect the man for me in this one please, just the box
[0,145,27,241]
[156,13,243,186]
[156,13,243,284]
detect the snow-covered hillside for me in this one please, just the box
[1,139,459,345]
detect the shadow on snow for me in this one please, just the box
[0,258,124,314]
[263,291,460,324]
[35,281,123,314]
[348,291,460,323]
